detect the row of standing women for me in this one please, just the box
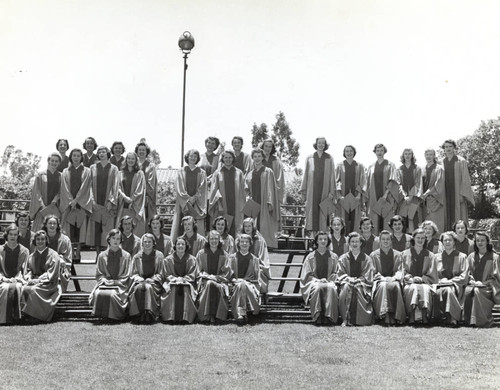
[301,228,500,327]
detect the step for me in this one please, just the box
[70,276,95,280]
[269,277,301,281]
[269,263,304,267]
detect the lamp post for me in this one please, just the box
[178,31,195,167]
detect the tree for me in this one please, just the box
[251,122,269,147]
[456,117,500,218]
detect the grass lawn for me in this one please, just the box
[1,322,499,390]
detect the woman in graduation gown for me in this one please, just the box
[30,152,62,232]
[432,231,468,325]
[160,236,198,324]
[231,136,252,175]
[329,216,348,258]
[21,230,62,322]
[135,141,157,224]
[453,220,474,256]
[116,151,146,237]
[421,220,444,254]
[15,212,34,252]
[149,215,172,257]
[359,217,380,256]
[241,218,271,295]
[110,141,125,169]
[82,137,98,167]
[421,148,445,233]
[129,233,165,323]
[86,146,120,252]
[56,139,70,173]
[370,230,406,325]
[212,216,235,254]
[300,231,340,325]
[0,224,29,324]
[209,150,246,238]
[199,136,221,182]
[244,148,280,248]
[171,149,207,241]
[338,232,375,326]
[260,139,285,204]
[396,149,423,233]
[300,137,337,235]
[118,215,141,258]
[335,145,367,234]
[463,232,500,327]
[227,234,261,323]
[42,215,72,293]
[389,215,411,252]
[196,230,231,323]
[178,216,206,256]
[60,148,93,246]
[401,228,438,324]
[89,229,131,321]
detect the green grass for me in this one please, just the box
[1,322,499,390]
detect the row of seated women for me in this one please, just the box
[301,229,500,327]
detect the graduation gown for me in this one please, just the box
[244,166,281,248]
[263,155,285,204]
[29,169,61,232]
[338,251,375,325]
[329,235,348,258]
[300,152,337,232]
[89,248,131,320]
[121,233,141,258]
[370,248,406,323]
[160,253,198,323]
[396,164,423,232]
[22,248,62,322]
[47,232,72,293]
[300,250,339,322]
[250,232,271,294]
[116,169,146,237]
[171,166,207,241]
[196,248,231,321]
[391,234,411,252]
[227,252,261,317]
[0,244,29,324]
[221,234,236,255]
[129,249,164,318]
[422,163,445,233]
[139,159,157,223]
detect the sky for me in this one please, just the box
[1,0,499,170]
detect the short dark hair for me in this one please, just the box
[15,212,31,228]
[329,216,346,236]
[313,231,331,248]
[111,141,126,154]
[106,229,122,244]
[441,139,457,149]
[410,228,427,247]
[260,139,277,156]
[3,223,19,241]
[313,137,329,151]
[56,139,69,150]
[141,232,156,246]
[32,230,49,247]
[119,215,136,233]
[440,231,457,244]
[69,148,84,165]
[83,137,98,151]
[174,236,191,253]
[251,148,264,159]
[373,143,387,154]
[149,215,164,230]
[42,215,61,234]
[452,220,469,234]
[359,217,374,230]
[205,136,220,149]
[212,216,229,235]
[47,153,62,163]
[184,149,201,165]
[347,231,361,244]
[343,145,357,158]
[232,136,244,146]
[135,142,151,156]
[473,231,493,253]
[96,145,112,160]
[236,234,253,250]
[389,215,406,231]
[221,150,236,165]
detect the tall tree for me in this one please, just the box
[270,111,300,169]
[251,122,269,147]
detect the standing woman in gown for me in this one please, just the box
[329,216,348,258]
[0,224,29,324]
[260,139,285,204]
[433,231,468,325]
[89,229,131,321]
[171,149,207,241]
[196,230,231,323]
[463,232,500,327]
[110,141,125,169]
[396,148,423,233]
[86,146,120,254]
[209,150,246,238]
[359,217,380,256]
[300,137,337,236]
[453,220,474,256]
[116,151,146,237]
[338,232,375,326]
[421,148,445,233]
[300,231,340,325]
[149,215,172,257]
[161,236,198,324]
[421,220,443,254]
[199,136,221,182]
[227,234,261,324]
[129,233,165,323]
[389,215,411,252]
[56,139,70,173]
[370,231,406,325]
[43,215,72,293]
[135,141,157,225]
[16,212,34,252]
[82,137,98,167]
[335,145,367,234]
[22,230,62,322]
[30,153,62,232]
[441,139,475,231]
[401,228,438,324]
[232,136,252,175]
[212,216,235,254]
[60,148,93,252]
[244,148,281,248]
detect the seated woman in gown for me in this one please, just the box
[196,230,231,323]
[160,236,198,324]
[129,233,165,323]
[0,224,29,324]
[300,231,340,325]
[89,229,131,321]
[227,234,261,324]
[338,232,375,326]
[22,230,62,322]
